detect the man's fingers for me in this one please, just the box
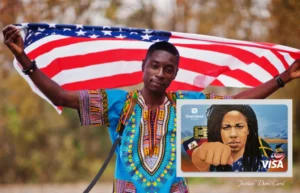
[4,28,18,41]
[220,145,232,165]
[199,143,208,161]
[191,147,210,171]
[204,147,214,165]
[192,142,234,170]
[4,29,19,46]
[2,25,10,35]
[2,25,16,36]
[212,145,223,166]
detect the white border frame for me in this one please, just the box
[176,99,292,177]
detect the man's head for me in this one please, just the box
[206,105,262,171]
[142,41,180,93]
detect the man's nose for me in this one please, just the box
[156,68,165,79]
[229,128,238,138]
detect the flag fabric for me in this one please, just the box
[14,23,300,113]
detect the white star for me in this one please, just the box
[89,34,99,38]
[76,24,83,29]
[141,34,152,40]
[102,30,112,35]
[34,32,42,36]
[130,32,138,35]
[49,23,56,28]
[152,39,161,42]
[51,32,56,35]
[142,29,153,34]
[75,29,87,36]
[103,26,111,29]
[38,27,45,32]
[115,34,126,39]
[119,28,124,32]
[63,28,71,31]
[26,33,33,40]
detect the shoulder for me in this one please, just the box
[79,89,128,104]
[205,93,233,99]
[106,89,128,96]
[105,89,128,101]
[171,91,233,100]
[173,90,206,99]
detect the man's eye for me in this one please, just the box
[165,68,174,73]
[235,124,244,129]
[151,64,159,69]
[222,125,231,130]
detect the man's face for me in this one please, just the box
[142,50,178,93]
[220,110,249,155]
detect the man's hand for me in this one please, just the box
[2,25,24,57]
[2,25,79,110]
[191,142,233,171]
[288,59,300,80]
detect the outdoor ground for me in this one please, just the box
[1,166,299,193]
[0,181,299,193]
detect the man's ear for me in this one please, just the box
[142,59,146,72]
[174,68,179,79]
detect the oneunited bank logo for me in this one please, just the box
[185,108,204,120]
[191,108,198,114]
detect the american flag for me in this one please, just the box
[14,23,300,112]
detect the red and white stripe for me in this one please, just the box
[14,28,300,113]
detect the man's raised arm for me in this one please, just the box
[232,59,300,99]
[2,25,79,110]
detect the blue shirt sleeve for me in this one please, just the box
[106,89,128,128]
[78,89,127,127]
[175,91,206,99]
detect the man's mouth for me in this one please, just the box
[228,141,240,144]
[228,141,240,147]
[151,80,164,86]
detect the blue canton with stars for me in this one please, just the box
[14,23,171,47]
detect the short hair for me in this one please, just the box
[206,105,262,171]
[145,41,180,62]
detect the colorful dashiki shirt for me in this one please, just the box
[210,155,269,172]
[78,89,226,193]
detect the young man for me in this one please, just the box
[2,25,300,192]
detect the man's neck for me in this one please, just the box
[140,88,166,109]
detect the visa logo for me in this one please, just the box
[261,160,283,169]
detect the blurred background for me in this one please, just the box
[0,0,299,192]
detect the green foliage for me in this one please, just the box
[0,72,114,183]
